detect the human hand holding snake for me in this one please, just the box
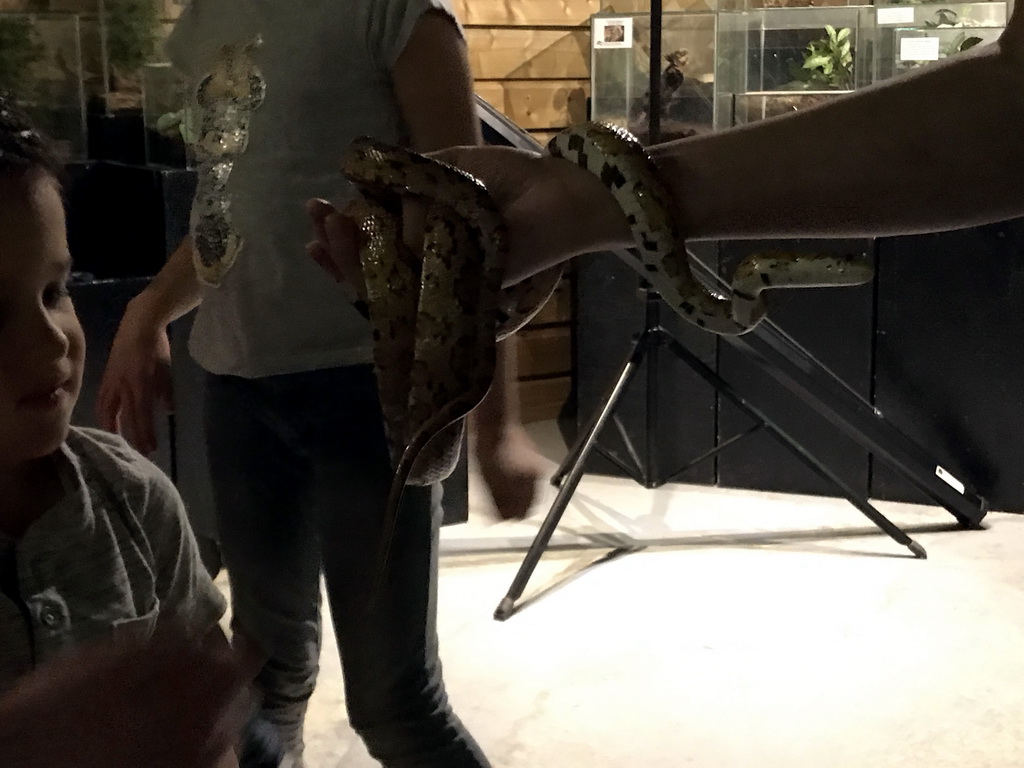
[309,123,873,603]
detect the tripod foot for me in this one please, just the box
[494,597,516,622]
[907,541,928,560]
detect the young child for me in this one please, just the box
[0,95,273,768]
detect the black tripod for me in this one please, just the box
[495,286,931,621]
[492,1,987,621]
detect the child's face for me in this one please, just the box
[0,170,85,467]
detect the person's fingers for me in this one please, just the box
[400,198,428,258]
[132,381,158,456]
[229,630,270,680]
[305,198,337,244]
[144,630,254,767]
[323,212,365,286]
[120,387,154,456]
[95,379,122,434]
[154,363,175,414]
[306,241,347,283]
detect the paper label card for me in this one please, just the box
[594,17,633,49]
[936,465,966,495]
[878,7,916,25]
[900,36,941,61]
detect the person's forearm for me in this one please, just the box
[651,38,1024,240]
[130,235,203,329]
[472,337,523,441]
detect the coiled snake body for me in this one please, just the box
[341,122,872,596]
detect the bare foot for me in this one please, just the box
[475,426,546,521]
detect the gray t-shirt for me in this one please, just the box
[165,0,462,378]
[0,427,226,694]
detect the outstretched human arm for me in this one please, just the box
[96,236,202,453]
[652,14,1024,241]
[426,5,1024,285]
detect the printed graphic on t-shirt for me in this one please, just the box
[188,36,267,287]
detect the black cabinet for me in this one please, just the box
[715,238,877,497]
[65,162,196,280]
[574,248,718,486]
[871,220,1024,511]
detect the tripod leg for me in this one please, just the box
[553,333,647,487]
[495,334,649,621]
[661,334,926,558]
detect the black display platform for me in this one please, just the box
[86,109,147,166]
[872,218,1024,512]
[716,238,877,497]
[65,161,197,279]
[574,248,718,486]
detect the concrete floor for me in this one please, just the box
[218,421,1024,767]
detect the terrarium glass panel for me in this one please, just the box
[715,6,874,128]
[0,12,87,162]
[743,0,871,10]
[96,0,161,114]
[873,2,1006,81]
[142,61,194,168]
[590,11,718,145]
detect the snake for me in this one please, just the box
[340,121,873,597]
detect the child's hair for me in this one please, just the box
[0,92,62,183]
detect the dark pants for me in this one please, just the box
[204,364,490,768]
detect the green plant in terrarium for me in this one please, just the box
[105,0,159,73]
[0,16,45,99]
[156,105,197,145]
[788,25,854,91]
[941,30,985,54]
[903,29,984,71]
[924,8,963,27]
[923,7,990,29]
[95,0,161,114]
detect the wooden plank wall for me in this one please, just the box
[454,0,600,421]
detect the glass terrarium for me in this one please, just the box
[715,6,875,129]
[590,11,718,145]
[0,12,87,162]
[873,2,1007,82]
[741,0,872,9]
[141,61,194,168]
[94,0,161,115]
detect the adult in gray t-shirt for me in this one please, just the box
[96,2,519,766]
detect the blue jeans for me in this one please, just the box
[204,365,490,768]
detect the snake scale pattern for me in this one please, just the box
[341,122,873,592]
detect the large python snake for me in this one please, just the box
[341,122,873,599]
